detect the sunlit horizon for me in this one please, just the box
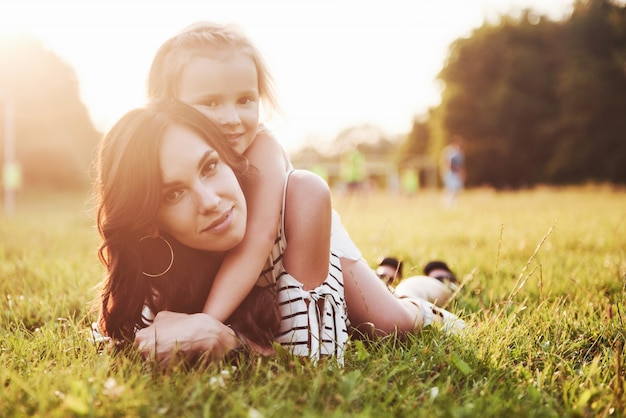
[1,0,577,151]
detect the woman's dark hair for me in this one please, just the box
[96,100,278,346]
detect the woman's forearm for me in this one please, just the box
[134,311,241,365]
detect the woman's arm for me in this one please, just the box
[202,130,286,321]
[134,311,277,366]
[282,170,332,289]
[134,311,239,365]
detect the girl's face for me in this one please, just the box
[155,124,247,253]
[177,49,259,155]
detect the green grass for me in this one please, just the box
[1,186,625,417]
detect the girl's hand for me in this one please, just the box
[134,311,239,367]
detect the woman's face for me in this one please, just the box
[155,124,247,253]
[177,49,259,155]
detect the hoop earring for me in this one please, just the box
[139,235,174,278]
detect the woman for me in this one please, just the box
[96,99,351,365]
[96,100,464,366]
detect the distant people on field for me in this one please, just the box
[2,161,23,215]
[440,135,466,207]
[401,169,419,196]
[341,147,367,196]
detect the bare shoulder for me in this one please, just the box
[245,129,287,174]
[286,170,331,201]
[247,129,281,155]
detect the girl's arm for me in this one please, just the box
[202,130,286,321]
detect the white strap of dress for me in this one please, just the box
[281,169,295,229]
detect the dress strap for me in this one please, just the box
[281,169,295,237]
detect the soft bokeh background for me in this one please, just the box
[1,4,625,415]
[0,0,625,193]
[0,0,576,148]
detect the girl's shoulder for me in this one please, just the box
[247,127,291,170]
[257,123,269,135]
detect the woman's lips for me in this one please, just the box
[202,207,233,234]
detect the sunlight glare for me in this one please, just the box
[1,0,579,149]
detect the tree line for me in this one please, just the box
[405,0,626,188]
[0,36,99,190]
[1,0,624,191]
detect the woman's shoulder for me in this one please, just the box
[286,170,331,202]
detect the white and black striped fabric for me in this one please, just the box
[257,170,349,364]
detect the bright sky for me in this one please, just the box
[1,0,576,151]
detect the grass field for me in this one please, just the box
[1,186,625,417]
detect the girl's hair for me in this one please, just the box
[147,21,278,116]
[96,100,278,346]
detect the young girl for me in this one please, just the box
[146,22,463,342]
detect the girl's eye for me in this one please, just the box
[238,96,255,105]
[163,189,184,203]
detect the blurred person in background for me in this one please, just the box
[440,135,466,207]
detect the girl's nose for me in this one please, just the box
[217,104,240,126]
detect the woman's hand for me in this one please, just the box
[134,311,239,367]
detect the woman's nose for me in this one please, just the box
[194,184,220,213]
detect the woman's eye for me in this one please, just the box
[163,189,184,203]
[201,160,218,178]
[199,100,218,108]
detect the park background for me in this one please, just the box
[1,0,625,194]
[0,0,625,417]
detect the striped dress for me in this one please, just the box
[256,170,349,364]
[139,170,352,364]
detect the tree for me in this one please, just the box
[547,0,626,183]
[0,35,100,190]
[436,12,562,187]
[434,0,626,187]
